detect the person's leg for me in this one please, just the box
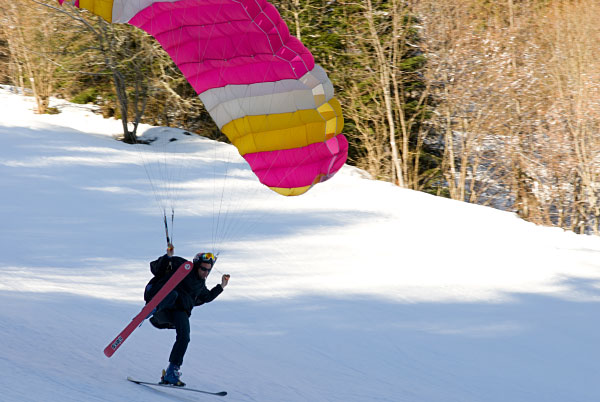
[162,310,190,386]
[149,291,178,325]
[168,310,190,367]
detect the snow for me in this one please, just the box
[1,85,600,401]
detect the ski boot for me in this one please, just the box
[150,311,175,329]
[160,363,185,387]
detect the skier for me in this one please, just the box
[145,244,230,386]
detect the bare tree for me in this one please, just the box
[13,0,156,142]
[418,0,518,205]
[339,0,434,189]
[536,0,600,234]
[0,28,10,84]
[277,0,314,41]
[417,0,600,234]
[1,0,63,113]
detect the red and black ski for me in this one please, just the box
[103,261,193,357]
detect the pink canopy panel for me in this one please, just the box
[59,0,347,196]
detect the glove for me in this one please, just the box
[221,274,230,288]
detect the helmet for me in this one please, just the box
[193,252,217,267]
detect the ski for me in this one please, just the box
[127,377,227,396]
[103,261,193,357]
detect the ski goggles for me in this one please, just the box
[194,252,216,264]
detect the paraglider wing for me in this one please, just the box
[59,0,347,196]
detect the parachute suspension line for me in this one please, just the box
[163,208,175,247]
[208,6,308,251]
[210,140,220,253]
[132,133,169,221]
[163,212,171,245]
[220,47,283,251]
[213,151,246,255]
[188,0,229,255]
[205,1,254,255]
[207,1,303,253]
[212,149,228,254]
[214,151,312,252]
[210,139,247,256]
[217,152,280,249]
[209,137,218,252]
[137,139,167,241]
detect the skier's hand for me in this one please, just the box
[221,274,230,288]
[167,243,174,257]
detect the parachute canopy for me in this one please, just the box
[60,0,347,196]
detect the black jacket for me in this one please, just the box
[145,254,223,315]
[177,266,223,314]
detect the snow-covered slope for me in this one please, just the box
[1,86,600,401]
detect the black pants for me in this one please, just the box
[157,291,191,367]
[169,310,190,366]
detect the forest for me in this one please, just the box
[2,0,599,235]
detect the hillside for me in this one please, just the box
[1,86,600,401]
